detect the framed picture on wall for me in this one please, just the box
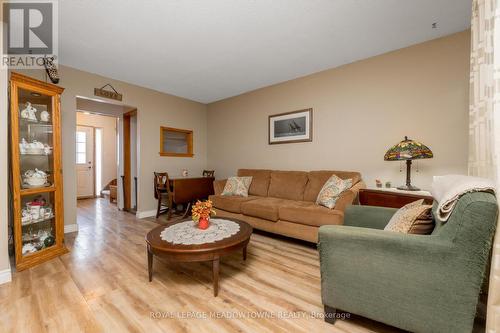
[268,108,312,144]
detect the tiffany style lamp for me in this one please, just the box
[384,136,433,191]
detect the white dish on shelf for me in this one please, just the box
[23,182,51,189]
[22,243,38,255]
[21,213,54,226]
[24,147,45,155]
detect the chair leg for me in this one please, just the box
[182,202,192,219]
[165,196,173,220]
[156,197,161,219]
[324,305,337,325]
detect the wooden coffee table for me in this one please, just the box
[145,218,252,296]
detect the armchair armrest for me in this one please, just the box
[213,179,227,196]
[343,205,397,230]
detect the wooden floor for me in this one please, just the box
[0,198,411,332]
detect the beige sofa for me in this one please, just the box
[210,169,365,243]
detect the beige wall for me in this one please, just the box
[207,31,471,191]
[13,65,207,225]
[76,112,118,193]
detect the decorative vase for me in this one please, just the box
[198,218,209,230]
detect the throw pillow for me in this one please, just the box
[221,177,253,197]
[384,199,434,235]
[316,175,353,209]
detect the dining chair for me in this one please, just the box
[153,172,173,220]
[202,170,215,178]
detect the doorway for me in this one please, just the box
[75,97,138,213]
[76,112,119,200]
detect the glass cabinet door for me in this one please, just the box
[17,88,54,190]
[16,87,57,257]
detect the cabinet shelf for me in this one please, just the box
[20,186,56,196]
[19,118,52,126]
[21,215,54,227]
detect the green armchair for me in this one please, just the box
[318,192,498,333]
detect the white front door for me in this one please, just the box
[76,126,94,198]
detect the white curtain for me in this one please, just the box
[469,1,500,331]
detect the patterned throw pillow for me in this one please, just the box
[221,177,253,197]
[316,175,353,209]
[384,200,434,234]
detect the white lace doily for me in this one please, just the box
[160,219,241,245]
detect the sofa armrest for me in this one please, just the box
[343,205,397,230]
[333,190,355,212]
[213,179,227,196]
[349,180,366,204]
[331,180,367,212]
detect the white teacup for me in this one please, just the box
[21,209,31,223]
[29,204,41,220]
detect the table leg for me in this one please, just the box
[243,245,247,261]
[213,257,220,297]
[148,247,153,282]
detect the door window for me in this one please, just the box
[76,131,86,164]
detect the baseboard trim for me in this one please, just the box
[136,210,156,219]
[64,224,79,233]
[0,267,12,285]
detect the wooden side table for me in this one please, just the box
[359,188,433,209]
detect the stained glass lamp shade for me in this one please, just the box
[384,136,433,191]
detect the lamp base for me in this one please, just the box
[397,184,421,191]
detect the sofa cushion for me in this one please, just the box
[237,169,272,197]
[304,170,361,202]
[241,197,297,222]
[267,171,308,201]
[209,194,258,214]
[221,176,253,197]
[316,175,353,209]
[279,203,344,227]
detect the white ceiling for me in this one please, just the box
[59,0,472,103]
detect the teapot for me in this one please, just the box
[31,140,44,149]
[20,102,37,121]
[20,139,48,154]
[24,168,48,186]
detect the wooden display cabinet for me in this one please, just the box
[9,72,68,271]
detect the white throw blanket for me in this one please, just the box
[431,175,496,222]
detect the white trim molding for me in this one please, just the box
[64,224,79,233]
[0,267,12,285]
[136,210,156,219]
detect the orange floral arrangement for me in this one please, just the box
[191,199,216,222]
